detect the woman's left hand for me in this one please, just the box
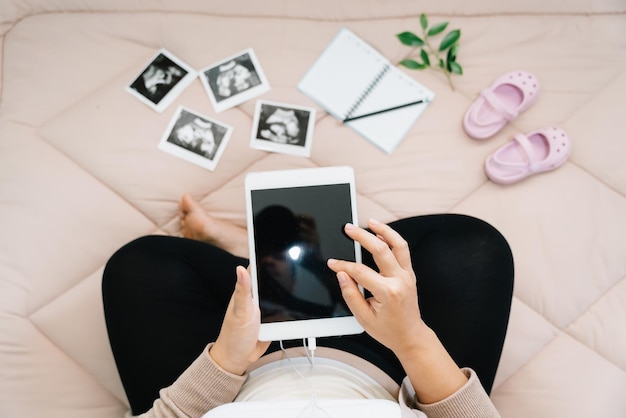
[209,266,270,375]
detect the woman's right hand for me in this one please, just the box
[209,266,270,376]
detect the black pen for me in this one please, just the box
[343,99,428,123]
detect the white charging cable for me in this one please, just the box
[279,338,329,418]
[305,337,317,365]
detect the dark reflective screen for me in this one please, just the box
[252,184,355,323]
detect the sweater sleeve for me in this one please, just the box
[398,368,501,418]
[140,343,247,418]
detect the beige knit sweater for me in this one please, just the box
[138,343,501,418]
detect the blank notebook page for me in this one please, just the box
[346,69,433,153]
[298,28,434,154]
[298,29,389,119]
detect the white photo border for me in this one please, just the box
[200,48,271,113]
[126,49,197,113]
[250,100,316,158]
[158,106,233,171]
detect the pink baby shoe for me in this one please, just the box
[464,70,540,139]
[484,126,571,184]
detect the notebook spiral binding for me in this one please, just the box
[344,64,390,120]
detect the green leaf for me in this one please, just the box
[420,14,428,30]
[438,29,461,52]
[420,49,430,66]
[399,59,426,70]
[447,43,459,62]
[427,22,448,37]
[449,61,463,75]
[397,31,424,47]
[438,58,445,69]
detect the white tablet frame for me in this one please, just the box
[245,166,364,342]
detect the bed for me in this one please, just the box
[1,0,625,416]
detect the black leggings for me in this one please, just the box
[102,214,514,415]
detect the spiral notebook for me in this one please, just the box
[298,28,435,154]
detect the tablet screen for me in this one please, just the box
[251,183,355,324]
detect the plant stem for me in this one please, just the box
[422,29,456,91]
[443,69,455,91]
[397,27,458,91]
[402,47,418,62]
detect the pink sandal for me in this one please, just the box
[484,126,571,185]
[463,70,540,140]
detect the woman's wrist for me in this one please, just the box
[395,324,468,404]
[208,342,249,376]
[391,320,437,361]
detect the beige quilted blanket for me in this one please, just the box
[1,1,625,417]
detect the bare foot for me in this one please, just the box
[178,193,249,259]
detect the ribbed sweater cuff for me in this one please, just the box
[409,368,500,418]
[165,343,247,417]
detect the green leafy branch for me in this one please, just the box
[397,14,462,90]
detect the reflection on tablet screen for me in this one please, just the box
[251,184,355,323]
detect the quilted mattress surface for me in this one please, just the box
[1,1,625,417]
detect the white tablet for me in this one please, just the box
[203,399,402,417]
[245,166,364,342]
